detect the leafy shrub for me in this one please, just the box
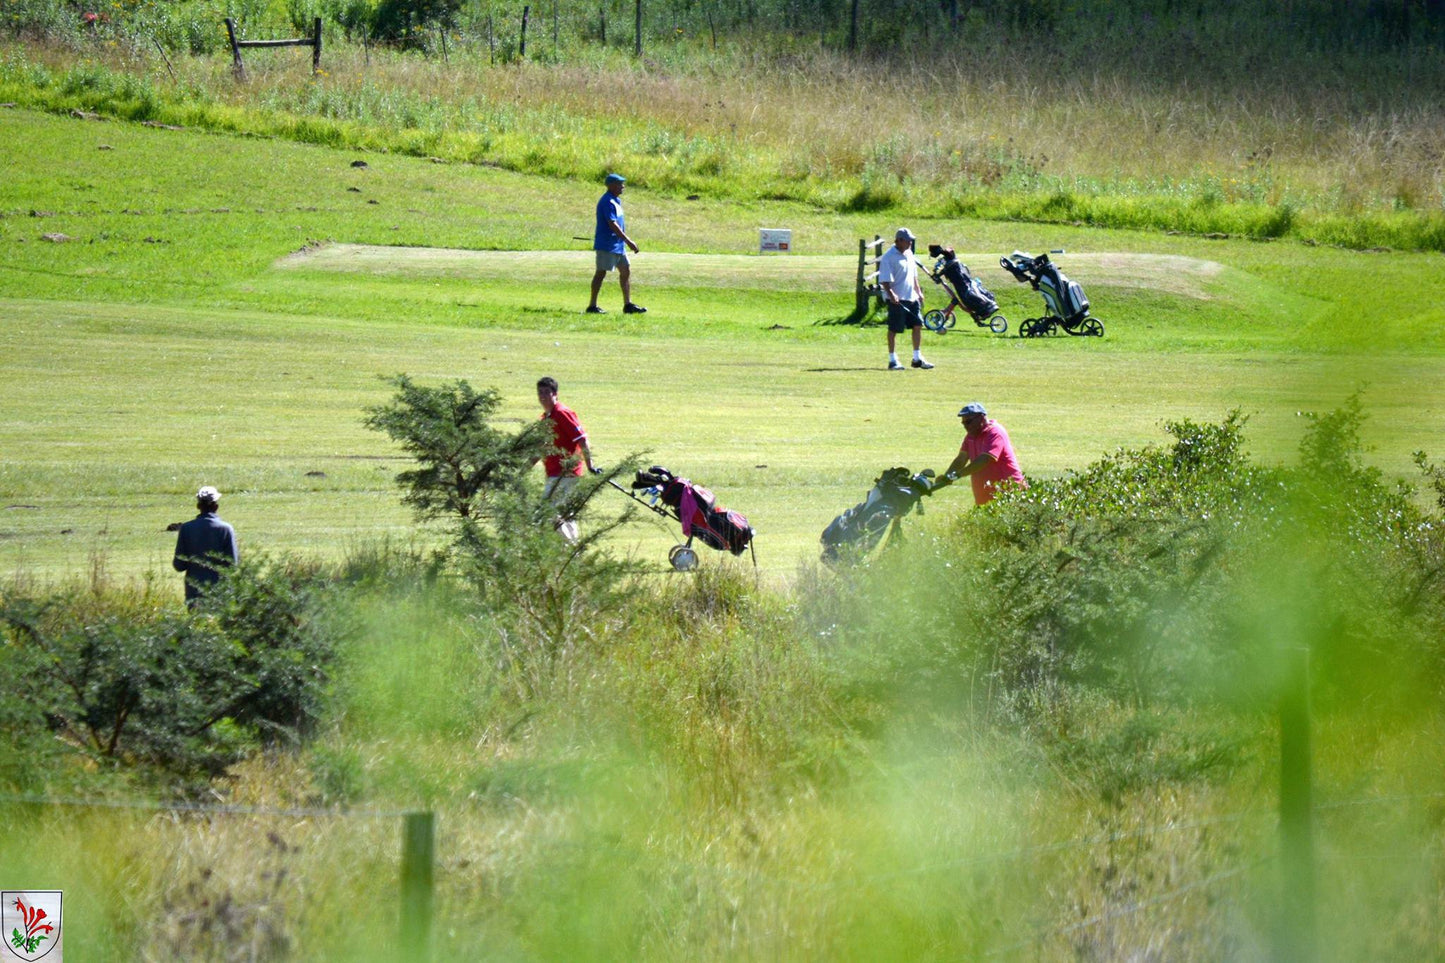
[811,402,1445,739]
[0,557,345,784]
[368,0,461,45]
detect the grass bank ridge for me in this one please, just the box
[2,40,1444,252]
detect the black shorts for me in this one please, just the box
[887,299,923,333]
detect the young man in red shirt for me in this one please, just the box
[536,376,599,542]
[938,402,1027,505]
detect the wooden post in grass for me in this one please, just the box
[401,811,435,958]
[312,17,322,75]
[634,0,642,56]
[152,36,177,82]
[599,4,606,44]
[520,4,530,57]
[856,238,869,315]
[1278,647,1316,963]
[857,235,883,317]
[848,0,859,51]
[224,18,245,79]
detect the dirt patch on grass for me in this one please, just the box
[276,244,1227,299]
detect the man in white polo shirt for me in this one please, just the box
[877,227,933,371]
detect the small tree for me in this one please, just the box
[0,557,341,782]
[363,374,547,522]
[364,375,644,692]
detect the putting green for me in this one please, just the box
[279,244,1228,300]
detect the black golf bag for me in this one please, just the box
[940,256,999,318]
[999,251,1103,337]
[820,467,937,562]
[922,244,1007,334]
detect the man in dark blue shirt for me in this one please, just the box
[172,485,239,607]
[587,172,645,315]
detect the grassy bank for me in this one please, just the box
[3,31,1444,249]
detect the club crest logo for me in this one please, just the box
[3,892,62,962]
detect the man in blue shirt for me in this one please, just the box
[172,485,239,608]
[587,173,646,315]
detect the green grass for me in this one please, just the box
[3,106,1444,578]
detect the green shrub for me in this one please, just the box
[364,374,645,698]
[811,403,1445,741]
[0,557,345,785]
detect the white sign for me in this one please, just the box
[759,229,792,254]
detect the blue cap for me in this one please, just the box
[958,403,987,418]
[605,173,626,184]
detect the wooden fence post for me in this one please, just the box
[152,36,178,82]
[520,4,530,57]
[224,18,245,79]
[401,811,435,958]
[634,0,642,56]
[1278,647,1316,963]
[856,237,869,316]
[312,17,322,75]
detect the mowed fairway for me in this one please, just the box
[3,107,1444,581]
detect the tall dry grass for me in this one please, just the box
[6,33,1443,225]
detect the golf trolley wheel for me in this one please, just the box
[988,314,1009,334]
[922,309,949,334]
[1018,318,1038,338]
[668,544,700,572]
[1082,317,1104,337]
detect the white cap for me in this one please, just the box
[196,486,221,502]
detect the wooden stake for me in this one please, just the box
[401,812,435,958]
[224,18,245,79]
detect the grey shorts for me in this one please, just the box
[887,299,923,333]
[595,250,630,272]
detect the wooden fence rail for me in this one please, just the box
[225,17,323,79]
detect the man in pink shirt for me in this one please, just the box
[938,402,1027,505]
[536,376,599,542]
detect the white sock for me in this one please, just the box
[889,352,899,364]
[913,349,922,361]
